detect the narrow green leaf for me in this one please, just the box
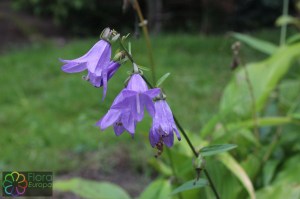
[232,32,278,55]
[218,153,256,199]
[214,117,294,142]
[171,179,208,195]
[156,73,170,87]
[138,65,150,71]
[200,144,237,157]
[54,178,131,199]
[139,179,171,199]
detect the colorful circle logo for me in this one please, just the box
[2,171,28,196]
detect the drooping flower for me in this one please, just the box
[60,36,118,99]
[97,92,136,136]
[60,39,111,75]
[112,74,161,121]
[149,99,181,147]
[98,73,160,136]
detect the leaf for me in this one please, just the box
[218,153,256,199]
[139,179,171,199]
[156,73,170,87]
[256,156,300,199]
[220,42,300,119]
[263,160,280,186]
[275,15,300,28]
[138,65,150,71]
[200,144,237,157]
[171,179,208,195]
[54,178,131,199]
[232,32,278,55]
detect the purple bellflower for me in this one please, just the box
[60,38,117,99]
[98,73,160,136]
[112,74,161,121]
[149,99,181,147]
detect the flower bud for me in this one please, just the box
[100,27,112,40]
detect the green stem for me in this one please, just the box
[241,63,259,139]
[204,170,221,199]
[173,116,199,157]
[280,0,289,46]
[132,0,156,84]
[119,40,135,63]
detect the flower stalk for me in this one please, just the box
[132,0,156,84]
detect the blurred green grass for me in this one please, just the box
[0,31,274,172]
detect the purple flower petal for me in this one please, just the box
[113,124,126,136]
[163,132,174,147]
[149,127,160,147]
[126,74,148,92]
[121,89,137,98]
[141,94,155,117]
[98,109,121,130]
[173,127,181,141]
[121,112,136,134]
[61,62,87,73]
[102,69,108,100]
[145,88,161,98]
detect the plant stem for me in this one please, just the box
[241,64,260,139]
[234,42,259,140]
[119,40,135,63]
[280,0,289,46]
[173,116,198,157]
[132,0,156,84]
[204,170,221,199]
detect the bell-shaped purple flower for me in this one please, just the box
[60,39,117,99]
[149,99,181,147]
[97,92,136,136]
[112,74,161,122]
[61,40,111,74]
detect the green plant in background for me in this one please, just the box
[3,0,298,198]
[53,1,300,199]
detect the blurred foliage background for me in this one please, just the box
[1,0,300,199]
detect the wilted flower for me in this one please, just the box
[97,92,136,136]
[149,99,181,147]
[112,74,160,121]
